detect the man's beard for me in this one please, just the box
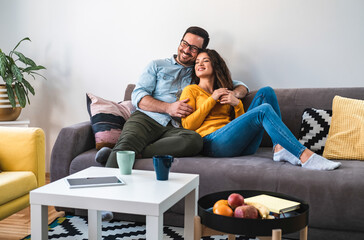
[177,50,194,66]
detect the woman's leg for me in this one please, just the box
[249,87,299,163]
[203,103,303,158]
[203,104,341,170]
[243,86,282,152]
[248,86,281,118]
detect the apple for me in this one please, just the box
[228,193,244,209]
[234,205,258,219]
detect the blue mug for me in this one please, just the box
[153,155,174,181]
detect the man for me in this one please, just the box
[96,26,248,168]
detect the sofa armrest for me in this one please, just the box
[50,121,95,182]
[0,127,45,187]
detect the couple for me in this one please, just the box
[96,26,341,171]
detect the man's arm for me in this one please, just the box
[138,95,193,118]
[132,60,193,118]
[233,85,248,99]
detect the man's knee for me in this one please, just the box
[113,132,146,154]
[178,131,203,155]
[142,130,203,158]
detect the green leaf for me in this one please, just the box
[25,57,36,67]
[22,78,35,95]
[0,51,8,78]
[23,65,46,72]
[28,71,46,80]
[5,84,17,108]
[4,74,13,84]
[11,64,23,82]
[12,37,31,52]
[14,82,27,108]
[13,51,36,67]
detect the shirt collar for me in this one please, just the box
[172,55,178,65]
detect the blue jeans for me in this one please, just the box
[202,86,306,158]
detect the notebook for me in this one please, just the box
[244,194,300,214]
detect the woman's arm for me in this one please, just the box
[180,86,217,131]
[219,91,245,118]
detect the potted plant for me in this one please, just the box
[0,37,46,120]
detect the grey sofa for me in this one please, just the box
[50,84,364,240]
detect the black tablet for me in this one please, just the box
[65,176,125,188]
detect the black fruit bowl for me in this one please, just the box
[198,190,309,237]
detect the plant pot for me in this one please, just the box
[0,85,22,121]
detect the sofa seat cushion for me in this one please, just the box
[0,171,37,205]
[134,148,364,233]
[276,159,364,233]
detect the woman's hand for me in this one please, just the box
[211,88,230,101]
[220,91,240,106]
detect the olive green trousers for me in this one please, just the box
[105,110,203,168]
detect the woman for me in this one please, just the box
[180,49,341,170]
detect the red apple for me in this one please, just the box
[227,193,244,209]
[234,205,258,219]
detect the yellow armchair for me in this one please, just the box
[0,127,45,220]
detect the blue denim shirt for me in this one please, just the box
[132,55,249,127]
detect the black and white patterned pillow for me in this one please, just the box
[298,108,332,155]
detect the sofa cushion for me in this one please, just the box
[323,96,364,160]
[298,108,332,155]
[134,150,364,234]
[86,93,135,150]
[0,171,37,205]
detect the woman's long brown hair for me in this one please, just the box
[192,49,234,90]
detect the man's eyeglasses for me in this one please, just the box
[180,40,201,53]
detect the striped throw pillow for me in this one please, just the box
[86,93,135,150]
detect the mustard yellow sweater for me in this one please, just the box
[180,84,245,137]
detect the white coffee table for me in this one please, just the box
[30,166,199,240]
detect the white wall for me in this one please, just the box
[1,0,363,171]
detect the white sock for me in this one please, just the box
[273,148,301,166]
[302,153,341,171]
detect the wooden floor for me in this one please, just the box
[0,173,65,240]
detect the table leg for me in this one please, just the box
[31,204,48,240]
[88,209,102,240]
[300,226,308,240]
[228,234,236,240]
[146,215,163,240]
[272,229,282,240]
[194,216,202,240]
[185,187,197,239]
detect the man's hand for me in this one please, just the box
[166,98,193,118]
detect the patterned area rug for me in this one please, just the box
[22,215,255,240]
